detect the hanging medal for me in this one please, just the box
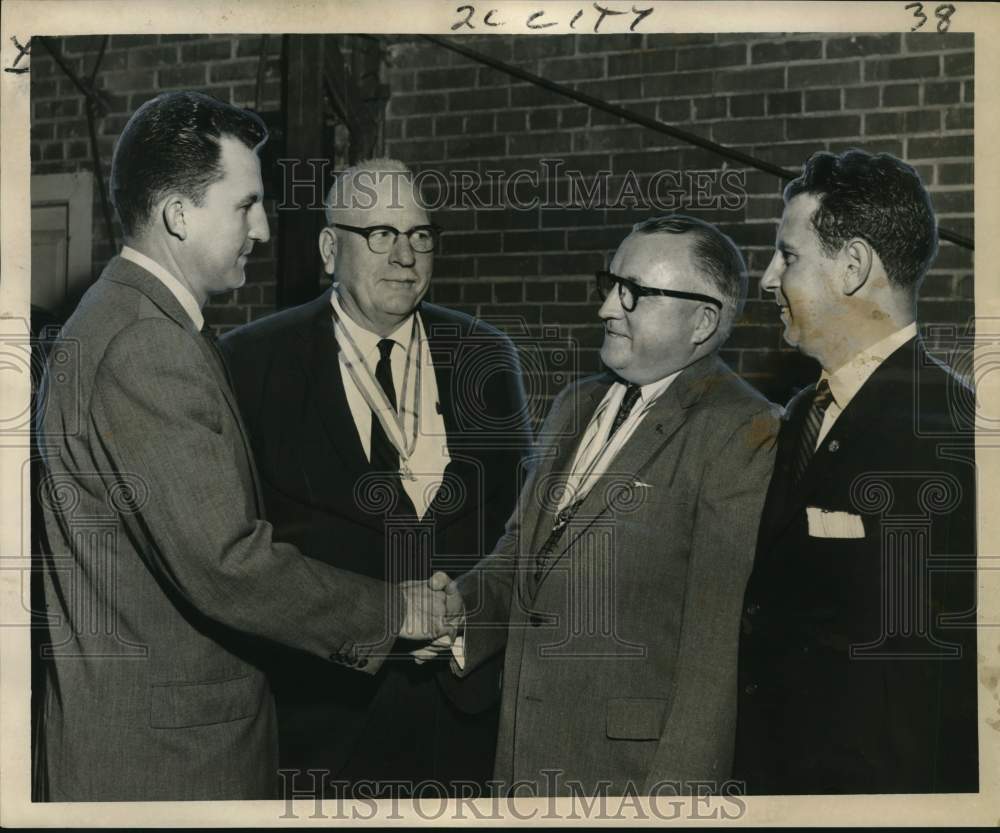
[331,289,422,480]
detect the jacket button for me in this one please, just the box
[529,613,543,627]
[744,683,758,695]
[828,440,840,452]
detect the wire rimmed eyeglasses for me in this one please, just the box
[333,223,443,254]
[595,270,723,313]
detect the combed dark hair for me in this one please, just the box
[784,149,937,289]
[631,213,749,318]
[110,91,268,237]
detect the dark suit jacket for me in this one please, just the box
[35,258,402,801]
[220,289,531,785]
[456,354,780,795]
[735,336,978,794]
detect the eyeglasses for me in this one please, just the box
[595,270,723,313]
[333,223,442,254]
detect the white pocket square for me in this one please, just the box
[806,507,865,539]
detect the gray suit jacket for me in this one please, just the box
[35,257,403,801]
[457,353,780,795]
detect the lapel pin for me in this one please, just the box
[828,440,840,452]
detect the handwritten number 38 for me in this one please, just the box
[906,2,956,33]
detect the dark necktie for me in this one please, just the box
[370,338,399,473]
[371,338,421,578]
[608,383,642,439]
[791,379,834,484]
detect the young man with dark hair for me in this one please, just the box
[734,149,978,794]
[34,91,449,801]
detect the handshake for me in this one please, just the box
[399,571,466,664]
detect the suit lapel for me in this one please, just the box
[297,290,371,480]
[419,305,471,529]
[516,374,612,605]
[104,257,265,513]
[528,376,613,554]
[528,355,719,595]
[765,336,920,544]
[421,304,458,437]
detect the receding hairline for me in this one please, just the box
[323,157,418,225]
[615,229,704,285]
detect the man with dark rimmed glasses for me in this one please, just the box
[220,158,531,797]
[443,214,781,796]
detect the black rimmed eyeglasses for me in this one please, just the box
[333,223,443,254]
[595,270,723,313]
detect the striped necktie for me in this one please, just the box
[791,379,833,484]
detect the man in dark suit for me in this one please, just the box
[433,215,780,795]
[734,149,978,794]
[34,92,449,801]
[220,159,531,796]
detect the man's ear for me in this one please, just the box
[692,303,721,346]
[842,237,874,296]
[318,226,338,276]
[161,194,188,241]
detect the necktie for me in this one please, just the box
[533,383,643,585]
[371,338,421,576]
[370,338,399,472]
[791,379,834,484]
[608,383,642,439]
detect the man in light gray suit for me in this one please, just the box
[431,215,780,796]
[34,91,449,801]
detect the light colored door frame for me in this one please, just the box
[31,171,94,312]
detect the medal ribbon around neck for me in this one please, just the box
[560,383,659,510]
[330,292,422,470]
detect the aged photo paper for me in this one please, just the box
[1,0,998,826]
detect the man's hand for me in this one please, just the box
[409,576,467,664]
[399,571,454,641]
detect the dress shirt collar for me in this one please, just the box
[634,369,681,405]
[821,322,918,410]
[120,246,204,331]
[330,286,415,357]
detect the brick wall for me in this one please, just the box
[384,32,974,400]
[30,34,284,329]
[30,32,974,403]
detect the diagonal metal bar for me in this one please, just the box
[36,36,117,252]
[421,34,973,251]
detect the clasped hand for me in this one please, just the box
[399,572,464,664]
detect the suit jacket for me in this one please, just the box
[734,336,978,794]
[34,258,403,801]
[219,289,531,784]
[455,353,781,795]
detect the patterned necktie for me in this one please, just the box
[608,383,642,439]
[791,379,834,484]
[370,338,399,472]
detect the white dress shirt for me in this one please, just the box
[330,291,450,519]
[120,246,204,331]
[557,371,680,513]
[815,322,918,449]
[451,369,680,670]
